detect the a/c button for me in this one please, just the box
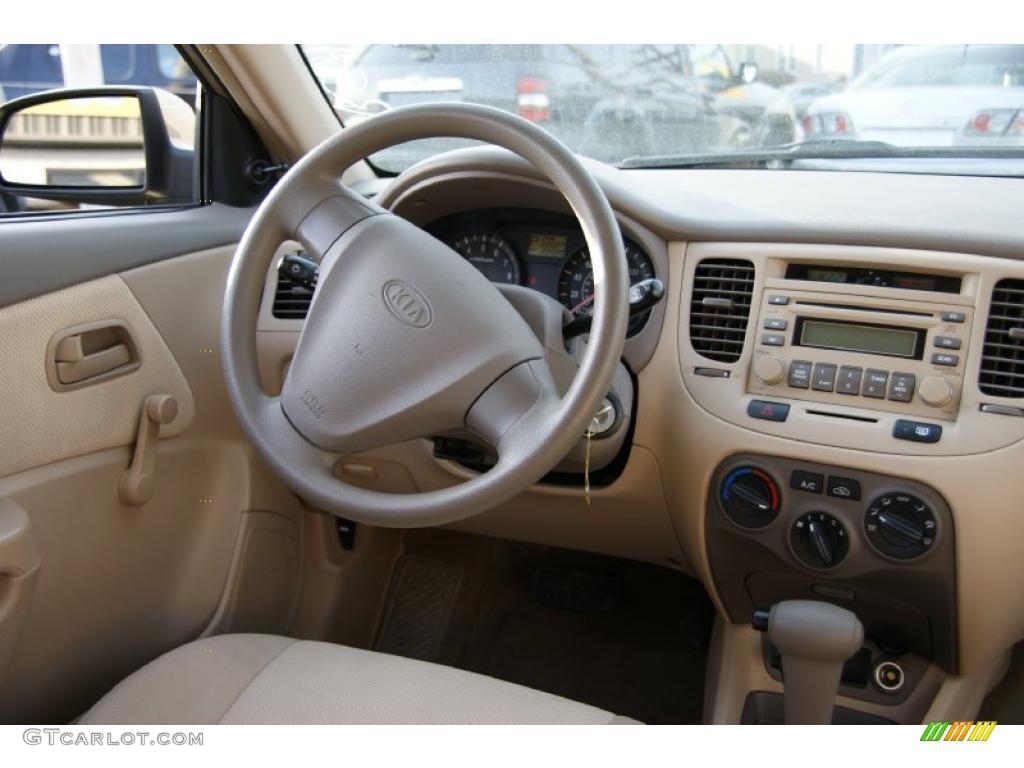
[791,470,823,494]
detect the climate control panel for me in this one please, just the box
[714,459,946,568]
[706,453,958,672]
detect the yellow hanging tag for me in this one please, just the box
[583,416,598,507]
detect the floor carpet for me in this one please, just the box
[373,529,713,724]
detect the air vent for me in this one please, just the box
[979,278,1024,398]
[272,274,314,319]
[689,258,755,363]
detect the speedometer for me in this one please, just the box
[557,241,655,337]
[448,232,522,285]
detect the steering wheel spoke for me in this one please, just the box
[466,359,560,453]
[266,171,385,261]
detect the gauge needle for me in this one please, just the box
[571,294,595,315]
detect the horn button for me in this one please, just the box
[281,214,544,454]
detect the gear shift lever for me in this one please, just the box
[754,600,864,724]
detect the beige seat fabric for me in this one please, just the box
[80,633,637,724]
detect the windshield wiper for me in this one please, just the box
[620,140,1024,169]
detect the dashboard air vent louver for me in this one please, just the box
[272,272,314,320]
[979,278,1024,398]
[689,258,755,363]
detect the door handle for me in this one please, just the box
[46,321,140,391]
[55,337,131,384]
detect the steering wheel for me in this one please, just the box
[222,104,629,527]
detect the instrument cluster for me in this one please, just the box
[430,207,657,338]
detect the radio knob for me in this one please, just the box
[754,356,786,385]
[918,376,953,408]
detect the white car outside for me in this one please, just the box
[803,45,1024,147]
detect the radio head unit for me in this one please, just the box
[748,290,971,422]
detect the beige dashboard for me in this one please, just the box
[253,152,1024,705]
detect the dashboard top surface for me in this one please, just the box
[377,146,1024,263]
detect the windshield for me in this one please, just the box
[301,44,1024,174]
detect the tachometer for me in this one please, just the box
[557,241,655,337]
[448,232,522,285]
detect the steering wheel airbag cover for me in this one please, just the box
[281,213,544,453]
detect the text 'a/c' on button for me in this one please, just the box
[747,399,790,422]
[790,470,823,494]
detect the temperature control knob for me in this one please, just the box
[753,355,786,385]
[719,467,781,529]
[790,511,849,569]
[865,492,937,560]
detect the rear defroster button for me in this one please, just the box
[893,419,942,444]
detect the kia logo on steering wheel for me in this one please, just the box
[382,280,433,328]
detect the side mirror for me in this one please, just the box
[0,86,195,207]
[739,62,759,84]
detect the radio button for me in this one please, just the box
[934,336,962,350]
[836,366,864,395]
[862,369,889,399]
[761,333,785,347]
[788,360,813,389]
[754,356,786,385]
[919,376,954,408]
[763,318,788,331]
[811,363,838,392]
[888,372,916,403]
[940,311,966,323]
[931,352,959,367]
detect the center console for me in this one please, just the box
[706,452,957,710]
[669,242,1024,718]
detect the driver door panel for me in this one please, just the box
[0,218,305,724]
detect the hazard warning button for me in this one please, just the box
[746,399,791,422]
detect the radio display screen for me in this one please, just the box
[797,318,922,359]
[785,264,962,294]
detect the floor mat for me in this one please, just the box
[376,530,712,724]
[373,555,463,662]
